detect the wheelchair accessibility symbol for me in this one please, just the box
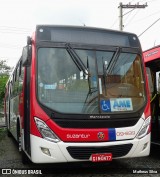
[100,100,111,112]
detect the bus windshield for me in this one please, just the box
[37,46,146,114]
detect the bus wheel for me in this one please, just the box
[7,129,12,137]
[17,120,22,151]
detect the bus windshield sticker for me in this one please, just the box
[100,100,111,112]
[110,98,133,112]
[44,84,56,90]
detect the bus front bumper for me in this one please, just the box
[30,133,150,163]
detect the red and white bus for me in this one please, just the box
[4,25,151,164]
[143,45,160,145]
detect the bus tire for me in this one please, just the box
[17,120,20,141]
[7,129,12,137]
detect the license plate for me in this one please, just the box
[91,153,112,162]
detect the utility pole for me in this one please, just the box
[118,2,148,31]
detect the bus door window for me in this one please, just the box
[99,52,145,112]
[18,61,24,93]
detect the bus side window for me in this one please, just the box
[12,73,16,97]
[18,61,24,93]
[10,81,13,98]
[12,67,19,96]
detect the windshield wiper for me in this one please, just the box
[105,47,121,75]
[66,44,98,106]
[65,43,88,76]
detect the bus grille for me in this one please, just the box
[67,144,133,160]
[53,118,138,128]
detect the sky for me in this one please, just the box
[0,0,160,67]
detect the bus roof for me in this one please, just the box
[143,45,160,63]
[36,25,141,48]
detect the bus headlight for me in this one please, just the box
[137,116,151,139]
[34,117,60,143]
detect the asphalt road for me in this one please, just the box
[0,127,160,177]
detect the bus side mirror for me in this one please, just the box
[22,45,32,67]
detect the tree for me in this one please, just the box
[0,60,11,75]
[0,60,12,109]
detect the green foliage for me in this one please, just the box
[0,60,11,76]
[0,60,11,108]
[0,75,9,106]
